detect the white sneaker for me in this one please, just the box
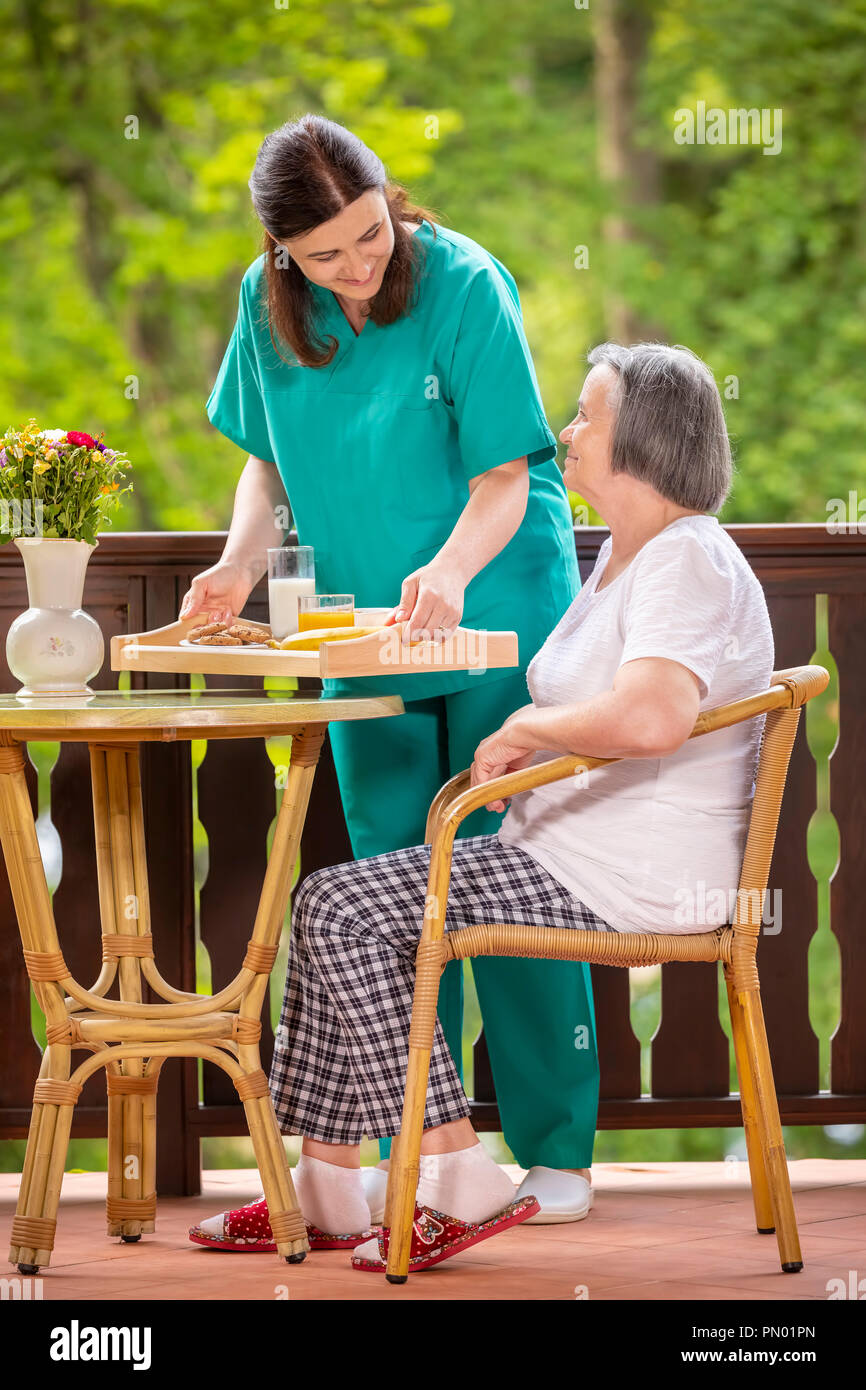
[515,1167,593,1224]
[360,1167,389,1225]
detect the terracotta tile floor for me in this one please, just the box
[3,1160,865,1301]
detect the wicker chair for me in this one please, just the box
[382,664,830,1283]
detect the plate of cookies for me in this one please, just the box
[181,619,274,647]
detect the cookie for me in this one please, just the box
[227,623,270,643]
[196,633,243,645]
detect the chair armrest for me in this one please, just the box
[424,663,828,843]
[424,753,615,844]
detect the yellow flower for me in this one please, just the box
[33,461,52,475]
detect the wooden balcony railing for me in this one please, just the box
[0,525,864,1195]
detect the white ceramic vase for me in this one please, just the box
[6,537,104,696]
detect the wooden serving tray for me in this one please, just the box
[110,608,518,679]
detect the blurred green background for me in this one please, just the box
[2,0,865,525]
[1,0,862,1171]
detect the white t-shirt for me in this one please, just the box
[497,515,774,933]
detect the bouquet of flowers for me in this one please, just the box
[0,419,132,545]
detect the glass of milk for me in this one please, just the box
[267,546,316,639]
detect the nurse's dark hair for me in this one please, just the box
[586,342,733,513]
[249,114,440,368]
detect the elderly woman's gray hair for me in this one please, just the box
[586,342,733,513]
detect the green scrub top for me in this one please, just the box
[206,218,580,702]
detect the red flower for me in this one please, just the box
[66,431,96,449]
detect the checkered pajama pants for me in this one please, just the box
[268,833,615,1144]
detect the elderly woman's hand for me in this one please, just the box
[471,708,538,814]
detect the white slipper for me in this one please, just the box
[514,1167,593,1224]
[360,1167,389,1225]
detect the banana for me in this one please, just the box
[267,624,381,652]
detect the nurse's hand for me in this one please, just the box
[470,716,538,814]
[389,559,464,643]
[178,558,257,627]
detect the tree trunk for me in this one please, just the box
[594,0,662,343]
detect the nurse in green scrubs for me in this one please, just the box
[187,114,598,1199]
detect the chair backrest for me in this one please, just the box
[731,705,800,935]
[729,666,828,964]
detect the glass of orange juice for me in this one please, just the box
[297,594,355,631]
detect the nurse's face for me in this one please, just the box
[560,365,617,507]
[276,189,396,300]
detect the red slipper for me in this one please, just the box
[188,1196,375,1252]
[351,1193,540,1273]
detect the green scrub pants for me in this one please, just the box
[326,666,600,1170]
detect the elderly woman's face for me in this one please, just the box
[560,365,617,502]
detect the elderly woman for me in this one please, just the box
[190,342,773,1273]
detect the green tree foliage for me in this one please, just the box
[637,0,866,521]
[0,0,862,526]
[0,0,456,528]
